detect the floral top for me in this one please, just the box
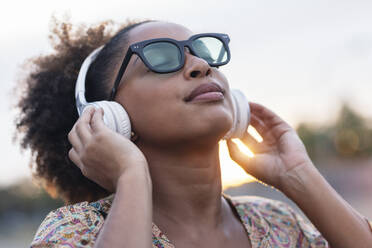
[31,193,372,248]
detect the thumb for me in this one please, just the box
[90,108,106,132]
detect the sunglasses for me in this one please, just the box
[109,33,231,100]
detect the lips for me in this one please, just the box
[184,82,225,102]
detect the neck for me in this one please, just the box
[138,140,228,232]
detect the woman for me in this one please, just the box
[16,19,372,247]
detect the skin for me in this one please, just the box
[68,22,372,247]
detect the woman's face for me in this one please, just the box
[115,22,234,147]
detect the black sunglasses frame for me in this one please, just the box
[109,33,231,100]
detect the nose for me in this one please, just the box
[183,49,211,79]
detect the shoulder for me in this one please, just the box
[230,194,302,219]
[31,195,113,247]
[227,194,330,247]
[230,195,312,229]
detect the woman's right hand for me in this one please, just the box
[68,107,149,192]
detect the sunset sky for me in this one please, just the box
[1,0,371,186]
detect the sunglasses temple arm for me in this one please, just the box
[109,49,134,100]
[217,42,229,63]
[217,36,230,63]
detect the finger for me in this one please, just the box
[90,108,107,132]
[250,102,275,117]
[249,114,267,136]
[240,131,259,149]
[250,114,276,142]
[68,127,83,153]
[75,108,95,144]
[226,140,261,177]
[68,148,84,169]
[81,106,95,125]
[226,139,253,169]
[249,102,292,140]
[250,102,290,127]
[250,101,279,119]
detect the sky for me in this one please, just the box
[1,0,371,186]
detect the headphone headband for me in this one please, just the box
[75,46,104,115]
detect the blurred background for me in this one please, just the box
[1,0,371,247]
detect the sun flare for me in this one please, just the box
[220,140,256,189]
[220,126,264,189]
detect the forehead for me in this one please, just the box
[128,21,194,44]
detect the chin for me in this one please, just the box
[197,113,233,141]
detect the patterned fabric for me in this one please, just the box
[30,193,371,247]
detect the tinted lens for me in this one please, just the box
[191,37,228,65]
[143,42,181,71]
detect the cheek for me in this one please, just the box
[122,85,177,133]
[120,77,235,141]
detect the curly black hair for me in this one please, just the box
[14,17,153,204]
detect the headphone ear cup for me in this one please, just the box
[223,89,250,139]
[223,91,238,140]
[84,101,132,139]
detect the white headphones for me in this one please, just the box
[75,46,250,140]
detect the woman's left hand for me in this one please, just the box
[226,102,314,190]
